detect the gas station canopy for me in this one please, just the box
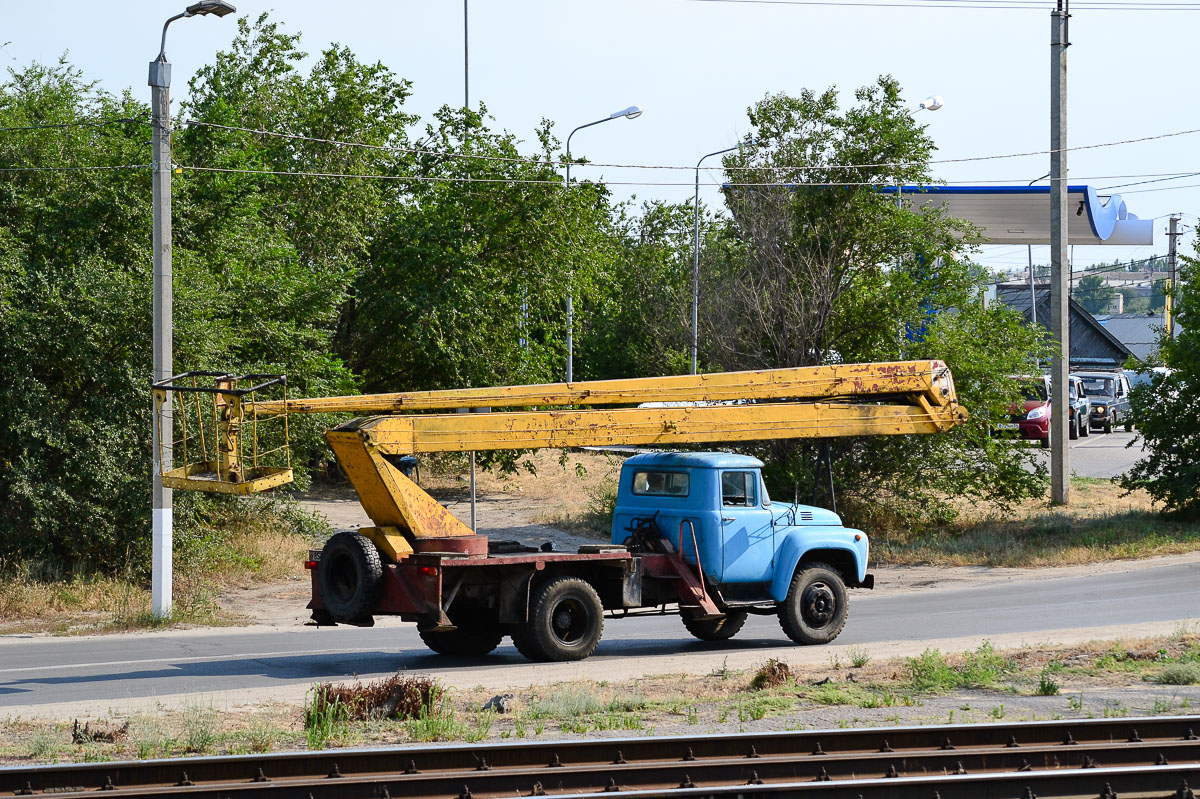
[885,185,1154,246]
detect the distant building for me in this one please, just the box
[994,284,1133,370]
[1092,313,1181,362]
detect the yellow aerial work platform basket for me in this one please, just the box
[152,372,293,495]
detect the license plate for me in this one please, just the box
[996,423,1019,431]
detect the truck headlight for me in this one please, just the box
[1094,405,1106,414]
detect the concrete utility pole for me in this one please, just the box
[1167,213,1180,338]
[149,0,235,618]
[463,0,469,109]
[1049,0,1071,505]
[692,141,749,375]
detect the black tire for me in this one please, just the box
[1080,417,1090,437]
[1040,429,1052,449]
[778,562,848,645]
[683,611,748,642]
[1069,415,1079,440]
[1104,414,1113,434]
[510,577,604,662]
[419,601,504,657]
[318,532,383,622]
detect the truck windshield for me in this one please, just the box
[631,470,689,497]
[1081,377,1114,397]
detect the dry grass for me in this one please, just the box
[0,498,323,635]
[310,674,441,722]
[423,449,622,535]
[872,478,1200,568]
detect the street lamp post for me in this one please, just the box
[691,140,751,375]
[563,105,642,383]
[149,0,235,619]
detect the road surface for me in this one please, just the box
[2,556,1197,715]
[1030,429,1144,479]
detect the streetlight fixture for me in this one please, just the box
[691,138,753,375]
[149,0,236,619]
[563,105,643,383]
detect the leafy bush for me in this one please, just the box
[1158,662,1200,685]
[1123,250,1200,517]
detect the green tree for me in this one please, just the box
[1122,251,1200,516]
[700,78,1050,526]
[1076,274,1116,314]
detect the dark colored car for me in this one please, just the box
[1067,376,1091,440]
[1075,371,1132,433]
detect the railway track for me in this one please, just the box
[3,716,1199,798]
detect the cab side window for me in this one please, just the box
[721,471,756,507]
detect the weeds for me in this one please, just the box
[750,659,792,690]
[310,674,440,721]
[181,703,218,754]
[304,689,352,750]
[1036,666,1061,696]
[904,642,1013,693]
[848,647,872,668]
[530,686,603,718]
[405,697,463,743]
[1157,662,1200,685]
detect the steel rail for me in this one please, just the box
[3,716,1198,797]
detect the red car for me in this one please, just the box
[998,375,1088,448]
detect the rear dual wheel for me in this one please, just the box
[511,577,604,662]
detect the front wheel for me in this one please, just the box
[778,562,848,645]
[1104,414,1113,434]
[511,577,604,662]
[683,611,748,642]
[1040,429,1052,449]
[1069,415,1079,440]
[1080,418,1090,437]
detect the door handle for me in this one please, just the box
[722,517,735,523]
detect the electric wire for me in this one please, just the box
[183,118,1200,174]
[689,0,1200,10]
[0,117,149,134]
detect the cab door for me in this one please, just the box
[718,470,775,584]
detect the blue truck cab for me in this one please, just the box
[612,452,872,645]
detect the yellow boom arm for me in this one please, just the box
[155,360,966,557]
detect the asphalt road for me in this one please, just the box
[3,558,1197,711]
[1031,429,1143,478]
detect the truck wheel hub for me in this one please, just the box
[803,583,836,626]
[551,599,587,644]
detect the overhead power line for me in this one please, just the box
[0,117,149,134]
[184,118,1200,175]
[689,0,1200,11]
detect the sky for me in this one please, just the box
[3,0,1196,271]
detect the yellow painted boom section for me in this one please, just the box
[326,429,476,538]
[252,360,957,416]
[336,400,968,456]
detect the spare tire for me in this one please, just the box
[318,532,383,622]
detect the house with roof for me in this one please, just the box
[1092,312,1181,363]
[994,284,1133,370]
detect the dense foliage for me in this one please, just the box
[1123,248,1200,517]
[1,18,1055,574]
[706,80,1053,525]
